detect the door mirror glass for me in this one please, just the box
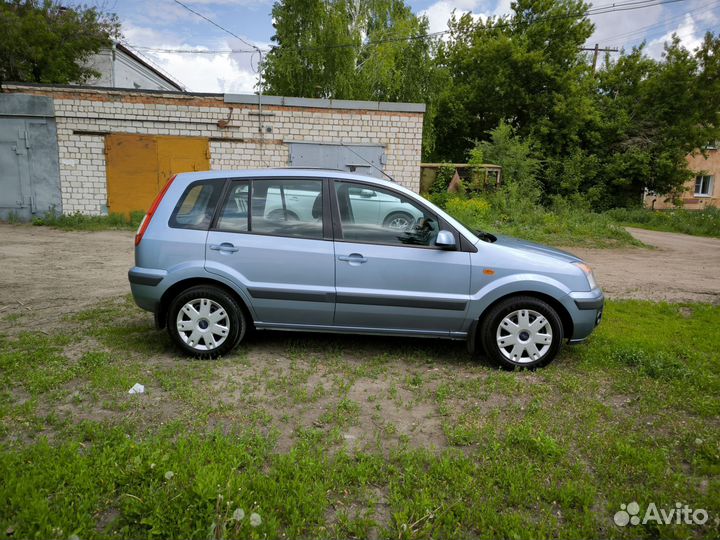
[435,230,456,249]
[359,189,376,198]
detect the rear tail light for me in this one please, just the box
[135,175,176,246]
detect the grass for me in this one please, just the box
[0,296,718,538]
[31,210,145,231]
[606,207,720,238]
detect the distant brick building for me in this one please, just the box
[645,146,719,209]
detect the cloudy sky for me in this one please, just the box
[86,0,719,93]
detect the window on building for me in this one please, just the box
[694,175,714,196]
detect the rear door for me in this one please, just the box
[332,180,471,333]
[205,177,336,326]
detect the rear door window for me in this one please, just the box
[169,180,224,230]
[251,179,324,239]
[212,178,325,240]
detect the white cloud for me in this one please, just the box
[153,51,259,92]
[645,13,704,59]
[421,1,473,33]
[122,23,262,93]
[184,0,272,5]
[419,0,513,34]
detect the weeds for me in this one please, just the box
[32,209,145,231]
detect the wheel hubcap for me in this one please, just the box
[387,217,410,230]
[176,298,229,351]
[496,309,553,364]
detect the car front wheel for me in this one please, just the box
[480,296,564,369]
[168,285,246,359]
[383,211,414,230]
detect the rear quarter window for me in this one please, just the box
[169,181,224,230]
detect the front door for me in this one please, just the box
[332,180,471,333]
[205,177,336,326]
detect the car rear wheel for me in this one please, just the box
[480,296,563,370]
[267,209,299,221]
[383,211,414,230]
[168,285,245,359]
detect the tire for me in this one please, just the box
[480,296,564,370]
[383,211,414,230]
[167,285,246,359]
[267,209,299,221]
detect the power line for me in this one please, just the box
[131,0,690,56]
[597,0,719,46]
[171,0,258,52]
[268,0,689,53]
[129,45,248,54]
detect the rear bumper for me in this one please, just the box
[128,267,166,312]
[128,268,165,286]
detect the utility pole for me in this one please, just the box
[580,44,619,74]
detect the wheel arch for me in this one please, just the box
[470,291,574,354]
[157,277,254,330]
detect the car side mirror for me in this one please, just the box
[359,189,376,198]
[435,230,456,249]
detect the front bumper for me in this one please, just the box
[567,289,604,344]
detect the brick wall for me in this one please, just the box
[6,85,424,215]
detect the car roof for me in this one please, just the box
[173,168,400,190]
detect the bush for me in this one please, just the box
[429,164,458,195]
[444,197,490,227]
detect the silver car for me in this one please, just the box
[129,169,604,369]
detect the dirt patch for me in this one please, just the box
[565,227,720,304]
[0,225,134,330]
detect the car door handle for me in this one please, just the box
[209,243,239,253]
[338,253,367,263]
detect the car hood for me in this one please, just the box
[491,234,583,264]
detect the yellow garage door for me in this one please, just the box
[106,134,210,215]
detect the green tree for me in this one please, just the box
[432,0,595,162]
[263,0,437,102]
[586,35,720,208]
[262,0,443,153]
[0,0,119,88]
[434,0,720,207]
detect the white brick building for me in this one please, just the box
[3,84,425,216]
